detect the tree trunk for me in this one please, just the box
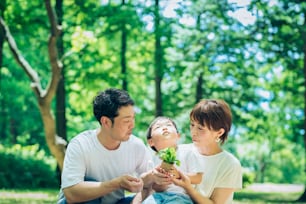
[121,0,127,91]
[196,72,203,103]
[297,8,306,202]
[55,0,67,141]
[0,2,6,140]
[0,0,67,171]
[154,0,163,117]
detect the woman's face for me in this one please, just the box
[190,119,220,147]
[148,119,180,151]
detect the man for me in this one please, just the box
[58,88,152,204]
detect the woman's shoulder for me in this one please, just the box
[222,150,241,168]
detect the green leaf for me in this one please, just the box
[157,147,180,166]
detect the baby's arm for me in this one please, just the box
[186,172,203,184]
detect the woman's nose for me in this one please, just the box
[190,128,196,137]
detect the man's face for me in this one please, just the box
[148,119,179,151]
[110,105,135,142]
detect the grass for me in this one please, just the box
[234,190,305,204]
[0,186,305,204]
[0,188,58,204]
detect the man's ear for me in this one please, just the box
[101,116,111,127]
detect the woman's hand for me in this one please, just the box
[171,170,192,190]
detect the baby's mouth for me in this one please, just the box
[162,131,171,137]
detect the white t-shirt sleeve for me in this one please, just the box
[61,139,86,189]
[215,154,242,189]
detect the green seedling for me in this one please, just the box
[157,147,181,166]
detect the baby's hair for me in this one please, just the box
[146,116,178,151]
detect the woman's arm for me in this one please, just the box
[173,170,234,204]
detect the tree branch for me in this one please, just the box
[0,17,44,97]
[44,0,62,104]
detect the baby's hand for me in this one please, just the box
[157,166,180,179]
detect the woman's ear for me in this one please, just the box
[217,128,225,137]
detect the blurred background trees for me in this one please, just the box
[0,0,305,197]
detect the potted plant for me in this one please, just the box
[157,147,181,178]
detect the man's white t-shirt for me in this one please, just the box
[61,129,151,204]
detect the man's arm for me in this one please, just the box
[63,175,142,203]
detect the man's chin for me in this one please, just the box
[122,134,132,141]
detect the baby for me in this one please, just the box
[143,116,203,204]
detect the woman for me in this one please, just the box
[173,99,242,204]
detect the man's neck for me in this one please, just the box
[97,128,121,150]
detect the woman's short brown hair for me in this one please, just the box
[190,99,232,144]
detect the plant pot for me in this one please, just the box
[160,161,180,179]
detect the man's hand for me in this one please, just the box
[119,175,143,193]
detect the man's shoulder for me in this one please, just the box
[128,135,145,144]
[68,129,96,145]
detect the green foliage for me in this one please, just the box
[0,144,59,188]
[1,0,305,185]
[242,169,256,188]
[157,147,181,166]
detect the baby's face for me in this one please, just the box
[149,119,180,151]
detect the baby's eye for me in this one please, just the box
[153,125,160,130]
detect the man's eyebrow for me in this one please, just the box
[121,114,136,119]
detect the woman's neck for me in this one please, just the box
[197,144,222,156]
